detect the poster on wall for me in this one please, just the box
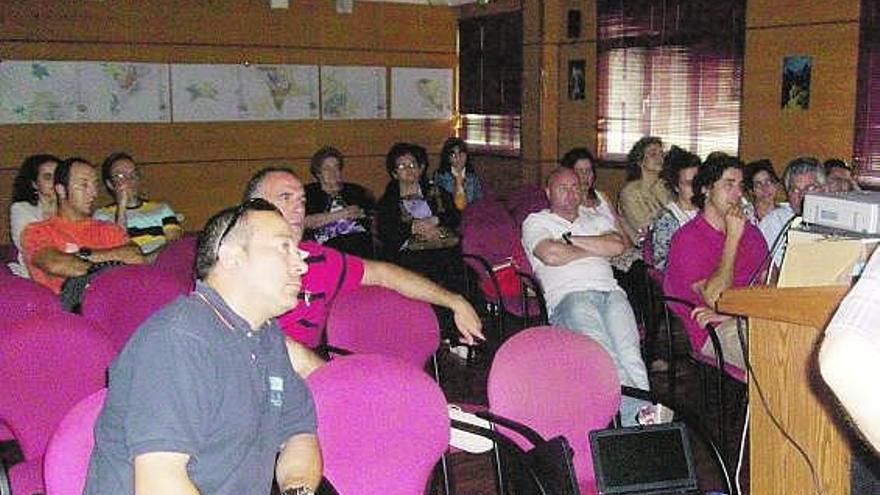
[320,66,387,120]
[568,60,586,100]
[781,55,812,110]
[0,60,170,124]
[390,67,453,120]
[171,63,319,122]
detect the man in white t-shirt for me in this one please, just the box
[522,167,649,425]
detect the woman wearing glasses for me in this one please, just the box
[376,142,462,288]
[432,137,483,211]
[93,152,182,254]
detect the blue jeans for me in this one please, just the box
[550,289,650,426]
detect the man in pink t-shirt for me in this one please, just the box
[243,167,484,376]
[664,155,767,371]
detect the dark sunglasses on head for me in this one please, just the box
[217,197,278,249]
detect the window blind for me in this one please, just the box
[853,0,880,183]
[597,0,744,160]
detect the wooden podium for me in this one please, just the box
[717,285,851,495]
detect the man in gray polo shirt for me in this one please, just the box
[84,198,321,495]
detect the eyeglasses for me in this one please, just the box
[217,198,278,252]
[111,171,140,182]
[396,160,419,170]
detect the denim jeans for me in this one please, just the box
[550,289,650,426]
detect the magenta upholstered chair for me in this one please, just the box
[0,313,114,495]
[152,233,198,289]
[487,326,621,494]
[325,285,440,369]
[0,274,62,322]
[43,389,107,495]
[307,354,450,495]
[507,185,550,228]
[80,264,189,352]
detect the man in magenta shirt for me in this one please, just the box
[243,167,484,375]
[664,155,767,371]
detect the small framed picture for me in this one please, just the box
[568,10,582,39]
[781,55,812,110]
[568,60,586,101]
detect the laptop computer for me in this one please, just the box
[589,422,700,495]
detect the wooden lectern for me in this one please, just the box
[717,285,851,495]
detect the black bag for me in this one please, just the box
[522,435,580,495]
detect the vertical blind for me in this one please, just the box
[596,0,745,160]
[854,0,880,183]
[459,12,523,155]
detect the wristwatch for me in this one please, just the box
[562,231,573,245]
[281,486,315,495]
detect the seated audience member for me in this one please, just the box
[820,248,880,453]
[84,200,321,495]
[618,136,672,245]
[8,154,60,277]
[522,167,651,425]
[759,156,826,248]
[243,167,483,359]
[743,159,781,222]
[376,142,463,289]
[664,155,768,371]
[824,158,861,193]
[304,146,375,259]
[651,146,701,270]
[93,152,182,254]
[21,158,146,294]
[432,137,483,210]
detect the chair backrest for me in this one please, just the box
[487,326,621,488]
[307,354,450,495]
[461,198,518,267]
[152,234,198,289]
[508,185,550,228]
[0,274,62,321]
[325,286,439,368]
[0,313,114,461]
[80,264,189,351]
[43,389,107,495]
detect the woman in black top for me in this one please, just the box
[304,146,376,258]
[376,142,463,290]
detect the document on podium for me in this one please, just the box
[778,229,878,287]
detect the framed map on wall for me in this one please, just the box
[390,67,453,120]
[170,63,319,122]
[0,60,170,124]
[320,65,387,120]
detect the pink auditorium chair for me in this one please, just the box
[0,314,114,495]
[307,354,450,495]
[152,233,198,290]
[0,274,62,322]
[325,285,440,371]
[506,184,550,229]
[487,326,621,494]
[80,264,189,352]
[43,389,107,495]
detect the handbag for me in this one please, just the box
[480,258,522,298]
[522,435,580,495]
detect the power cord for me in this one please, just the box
[735,318,825,495]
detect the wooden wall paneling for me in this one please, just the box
[739,22,861,167]
[0,1,457,242]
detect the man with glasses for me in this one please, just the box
[21,157,146,293]
[243,167,483,375]
[758,156,827,248]
[85,199,321,495]
[94,151,182,254]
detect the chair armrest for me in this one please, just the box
[474,410,546,447]
[321,344,353,358]
[461,253,506,306]
[516,271,548,323]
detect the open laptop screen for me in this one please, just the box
[589,422,698,495]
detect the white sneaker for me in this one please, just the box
[448,405,494,453]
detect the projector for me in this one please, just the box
[802,191,880,235]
